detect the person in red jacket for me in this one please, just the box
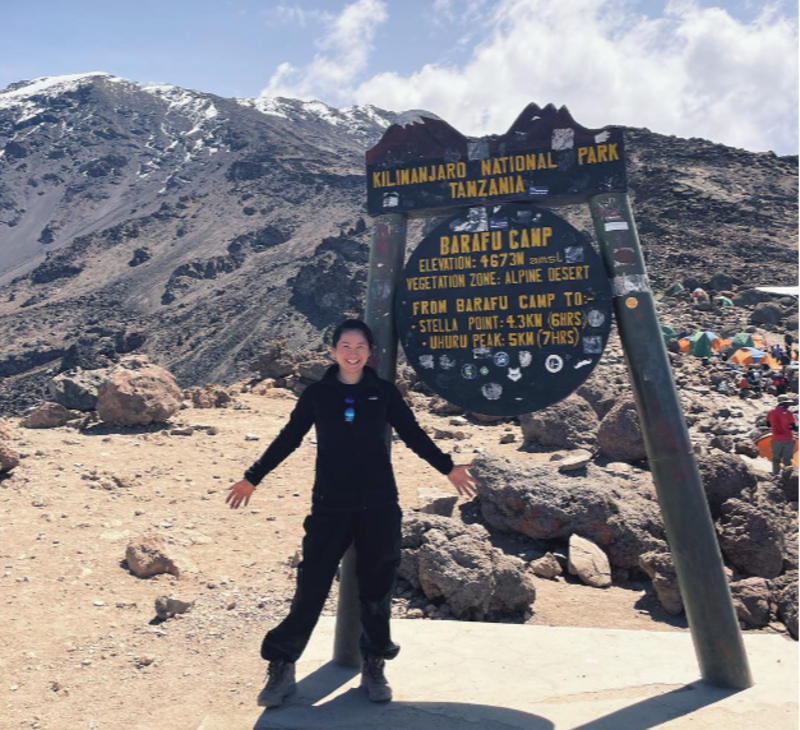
[765,395,797,476]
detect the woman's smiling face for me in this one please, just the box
[330,329,371,382]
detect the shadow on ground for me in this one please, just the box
[252,662,736,730]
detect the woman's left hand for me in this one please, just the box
[447,464,480,498]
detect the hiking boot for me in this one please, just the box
[361,655,392,702]
[256,658,296,708]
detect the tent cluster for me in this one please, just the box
[662,328,796,368]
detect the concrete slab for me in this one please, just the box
[197,617,798,730]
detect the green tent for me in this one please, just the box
[661,325,676,344]
[664,283,685,296]
[715,296,734,307]
[688,332,714,357]
[731,332,754,348]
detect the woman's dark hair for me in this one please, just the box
[331,319,374,348]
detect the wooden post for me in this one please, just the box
[589,192,753,689]
[333,212,409,667]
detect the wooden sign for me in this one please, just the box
[366,103,626,217]
[396,203,613,416]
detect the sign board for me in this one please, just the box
[396,203,613,416]
[367,103,626,217]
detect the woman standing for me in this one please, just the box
[226,319,478,708]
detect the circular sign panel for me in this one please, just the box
[396,204,613,416]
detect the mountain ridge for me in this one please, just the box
[0,72,796,415]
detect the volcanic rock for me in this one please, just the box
[399,512,536,620]
[48,369,105,411]
[471,452,666,569]
[597,396,647,462]
[20,402,74,429]
[638,551,683,615]
[96,356,182,426]
[416,487,457,517]
[568,534,612,588]
[518,394,598,450]
[529,552,562,579]
[729,577,771,627]
[125,534,196,579]
[716,498,784,578]
[696,452,759,517]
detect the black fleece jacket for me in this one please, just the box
[244,365,454,510]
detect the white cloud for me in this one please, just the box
[260,0,388,102]
[348,0,796,154]
[263,3,333,28]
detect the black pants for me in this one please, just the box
[261,502,402,663]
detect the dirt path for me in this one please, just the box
[0,389,779,730]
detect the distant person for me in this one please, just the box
[738,373,750,399]
[772,344,783,361]
[225,319,478,708]
[772,369,789,396]
[765,395,797,476]
[747,367,761,395]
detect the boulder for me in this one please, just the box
[249,342,295,379]
[639,551,683,615]
[734,441,761,459]
[96,356,182,426]
[750,302,784,325]
[471,452,667,569]
[576,375,619,419]
[416,487,458,517]
[555,449,592,472]
[732,289,773,306]
[707,273,735,291]
[529,552,562,579]
[295,358,330,382]
[125,534,197,578]
[696,452,758,517]
[729,577,771,627]
[48,368,105,411]
[20,402,74,429]
[0,419,19,473]
[770,572,798,639]
[186,385,233,409]
[597,396,647,462]
[519,394,598,450]
[716,499,784,578]
[568,535,612,587]
[154,595,195,620]
[399,513,535,620]
[0,441,19,473]
[779,467,799,503]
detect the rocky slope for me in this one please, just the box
[0,72,797,415]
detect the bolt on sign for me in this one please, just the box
[396,204,613,416]
[366,104,626,217]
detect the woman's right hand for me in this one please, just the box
[225,478,255,509]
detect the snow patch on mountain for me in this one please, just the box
[0,72,116,105]
[240,95,394,137]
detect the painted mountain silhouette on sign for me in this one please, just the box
[366,103,626,216]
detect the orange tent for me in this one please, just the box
[678,338,690,353]
[730,348,757,366]
[757,434,799,467]
[714,338,732,351]
[761,354,782,369]
[751,334,767,349]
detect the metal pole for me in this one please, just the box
[333,212,408,667]
[589,192,752,689]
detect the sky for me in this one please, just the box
[1,0,797,154]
